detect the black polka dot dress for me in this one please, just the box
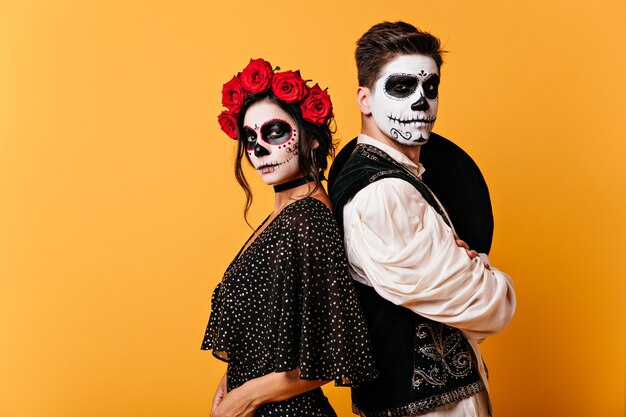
[202,197,377,416]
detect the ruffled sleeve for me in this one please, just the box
[201,281,232,361]
[272,198,377,386]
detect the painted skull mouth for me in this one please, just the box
[256,155,295,170]
[387,115,436,125]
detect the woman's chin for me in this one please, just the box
[257,172,286,186]
[256,169,301,186]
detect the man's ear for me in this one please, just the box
[356,86,372,116]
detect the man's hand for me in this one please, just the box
[211,372,227,415]
[455,238,490,270]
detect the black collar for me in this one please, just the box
[273,176,315,192]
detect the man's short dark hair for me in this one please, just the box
[356,21,445,89]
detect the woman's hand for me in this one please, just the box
[211,372,227,415]
[211,385,258,417]
[211,368,328,416]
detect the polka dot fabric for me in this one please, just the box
[202,197,377,416]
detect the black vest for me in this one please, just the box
[330,144,485,417]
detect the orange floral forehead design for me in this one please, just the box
[217,59,333,139]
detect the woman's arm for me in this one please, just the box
[211,372,227,415]
[211,368,329,417]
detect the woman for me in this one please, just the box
[202,59,377,417]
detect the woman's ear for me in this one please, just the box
[357,86,372,116]
[311,139,320,149]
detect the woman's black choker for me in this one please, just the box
[274,176,315,192]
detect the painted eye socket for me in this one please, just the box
[422,74,440,100]
[243,127,258,151]
[260,119,293,146]
[385,74,418,99]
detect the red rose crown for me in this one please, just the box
[217,59,333,139]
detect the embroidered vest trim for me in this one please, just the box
[352,380,485,417]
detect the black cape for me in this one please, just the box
[328,133,494,254]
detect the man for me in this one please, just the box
[329,22,516,417]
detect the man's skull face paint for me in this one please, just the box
[242,100,301,185]
[369,54,440,146]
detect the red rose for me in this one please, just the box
[217,111,238,139]
[271,70,308,103]
[300,84,333,125]
[221,75,246,113]
[240,58,273,93]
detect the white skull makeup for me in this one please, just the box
[242,100,301,185]
[369,55,440,146]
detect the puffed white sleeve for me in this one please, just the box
[343,178,516,340]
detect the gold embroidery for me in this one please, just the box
[352,380,485,417]
[412,323,473,388]
[369,169,402,183]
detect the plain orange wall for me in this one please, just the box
[1,1,624,416]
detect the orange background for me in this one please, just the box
[1,1,624,416]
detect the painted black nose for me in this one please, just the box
[254,143,270,157]
[411,95,429,111]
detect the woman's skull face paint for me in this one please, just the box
[369,54,440,146]
[242,100,301,185]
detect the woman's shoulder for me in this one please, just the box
[280,197,336,230]
[283,196,331,217]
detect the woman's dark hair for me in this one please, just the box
[234,91,335,224]
[356,21,445,89]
